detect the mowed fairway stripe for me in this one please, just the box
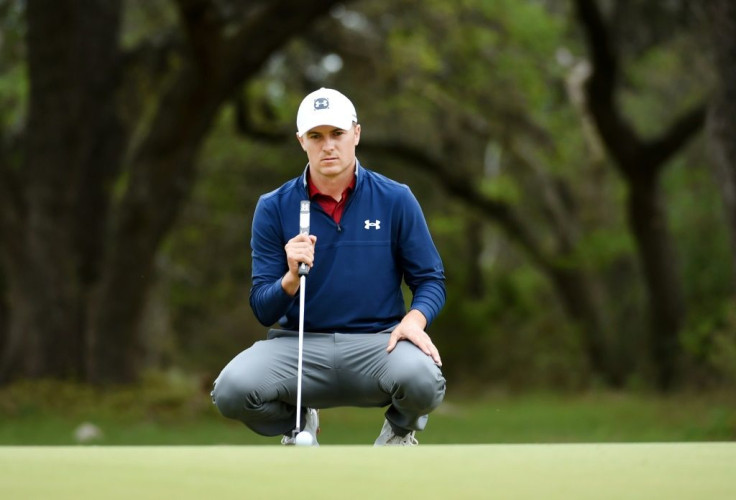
[1,443,734,499]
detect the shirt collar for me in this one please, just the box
[307,170,356,199]
[301,159,361,190]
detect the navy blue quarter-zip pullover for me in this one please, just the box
[249,160,445,333]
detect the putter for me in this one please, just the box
[292,200,311,440]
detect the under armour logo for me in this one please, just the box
[314,98,329,110]
[364,219,381,230]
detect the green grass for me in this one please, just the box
[0,378,734,445]
[2,444,736,499]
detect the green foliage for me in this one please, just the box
[681,297,736,385]
[0,0,27,131]
[665,142,733,304]
[0,370,210,423]
[573,227,636,269]
[120,0,177,50]
[479,175,522,203]
[621,34,712,139]
[102,0,736,391]
[431,213,589,389]
[0,0,730,395]
[0,64,25,130]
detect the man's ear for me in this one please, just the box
[353,124,361,146]
[296,132,307,151]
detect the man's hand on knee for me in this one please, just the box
[386,309,442,366]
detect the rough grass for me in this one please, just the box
[0,374,734,445]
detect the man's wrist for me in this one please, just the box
[404,308,428,329]
[281,271,300,296]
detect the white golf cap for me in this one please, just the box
[296,88,358,137]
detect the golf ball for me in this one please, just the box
[295,431,313,446]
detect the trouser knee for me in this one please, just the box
[211,371,254,421]
[391,356,446,412]
[406,371,445,411]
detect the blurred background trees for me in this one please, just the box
[0,0,734,392]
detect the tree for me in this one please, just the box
[705,0,736,289]
[1,0,723,391]
[0,0,348,384]
[574,0,706,390]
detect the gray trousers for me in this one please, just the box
[212,329,446,437]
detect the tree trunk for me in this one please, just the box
[86,69,218,383]
[575,0,704,390]
[547,265,622,385]
[0,0,124,381]
[705,0,736,288]
[627,174,685,390]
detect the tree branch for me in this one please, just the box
[233,95,289,143]
[645,103,707,166]
[173,0,223,73]
[574,0,643,170]
[172,0,351,101]
[359,140,549,267]
[574,0,618,93]
[576,0,706,177]
[509,139,580,254]
[220,0,349,95]
[122,28,181,76]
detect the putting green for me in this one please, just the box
[2,443,734,499]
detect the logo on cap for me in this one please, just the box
[314,98,329,110]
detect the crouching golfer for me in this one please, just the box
[212,88,446,445]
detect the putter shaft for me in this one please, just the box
[295,274,306,434]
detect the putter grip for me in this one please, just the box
[298,200,310,276]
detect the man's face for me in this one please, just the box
[297,124,361,181]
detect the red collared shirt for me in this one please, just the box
[308,174,356,224]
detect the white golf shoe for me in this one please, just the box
[281,408,320,446]
[373,419,418,446]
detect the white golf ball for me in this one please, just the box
[295,431,313,446]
